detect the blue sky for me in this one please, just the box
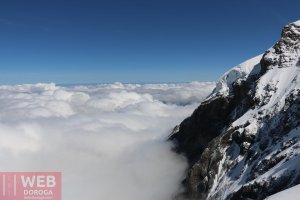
[1,0,300,84]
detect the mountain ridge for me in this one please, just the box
[170,20,300,199]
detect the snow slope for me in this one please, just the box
[266,184,300,200]
[211,54,262,97]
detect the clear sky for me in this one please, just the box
[1,0,300,84]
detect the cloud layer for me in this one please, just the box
[0,82,215,200]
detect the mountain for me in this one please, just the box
[170,20,300,199]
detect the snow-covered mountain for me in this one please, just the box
[170,20,300,199]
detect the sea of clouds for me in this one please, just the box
[0,81,215,200]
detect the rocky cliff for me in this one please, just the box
[170,20,300,200]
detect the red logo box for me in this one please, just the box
[0,172,61,200]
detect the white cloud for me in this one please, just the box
[0,81,215,200]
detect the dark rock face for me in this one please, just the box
[170,71,260,199]
[170,96,232,165]
[170,74,258,166]
[170,21,300,200]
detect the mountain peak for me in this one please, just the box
[211,21,300,99]
[284,20,300,33]
[261,20,300,71]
